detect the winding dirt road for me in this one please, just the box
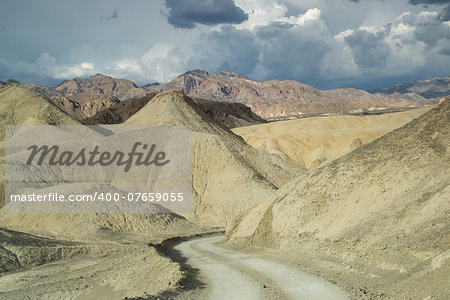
[174,236,349,300]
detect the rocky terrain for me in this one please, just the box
[192,98,267,128]
[124,90,303,226]
[82,93,156,124]
[48,93,121,119]
[84,93,266,128]
[370,76,450,99]
[232,107,430,169]
[1,71,443,121]
[0,79,20,86]
[54,73,147,100]
[0,79,448,299]
[228,99,449,299]
[145,70,439,118]
[0,85,201,238]
[0,85,215,299]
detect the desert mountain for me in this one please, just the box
[124,90,303,226]
[25,82,132,120]
[0,84,78,127]
[0,79,20,86]
[145,70,435,119]
[54,73,147,100]
[84,92,266,128]
[49,93,121,119]
[83,93,157,124]
[228,100,449,298]
[370,76,450,98]
[232,107,431,169]
[193,98,267,128]
[0,85,200,240]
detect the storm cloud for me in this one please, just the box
[164,0,248,28]
[439,4,450,20]
[345,29,391,69]
[0,0,449,90]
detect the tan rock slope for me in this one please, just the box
[0,85,199,240]
[233,107,431,169]
[0,84,79,127]
[83,93,266,128]
[124,90,303,226]
[228,100,449,298]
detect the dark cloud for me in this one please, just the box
[164,0,248,29]
[413,14,450,47]
[190,26,259,75]
[439,4,450,20]
[255,22,330,82]
[345,29,391,69]
[190,15,333,87]
[408,0,449,5]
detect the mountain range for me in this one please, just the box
[370,76,450,99]
[3,71,446,120]
[144,70,444,118]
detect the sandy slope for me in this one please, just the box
[174,236,349,299]
[228,100,450,299]
[124,90,303,226]
[0,87,300,299]
[0,237,182,299]
[0,85,202,241]
[0,86,207,300]
[232,107,431,169]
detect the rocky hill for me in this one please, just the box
[232,107,431,169]
[0,79,21,86]
[84,92,266,128]
[228,99,449,299]
[0,84,78,128]
[49,93,121,119]
[54,73,147,100]
[0,85,200,240]
[145,70,435,119]
[370,76,450,99]
[124,90,303,226]
[83,93,156,124]
[192,98,267,128]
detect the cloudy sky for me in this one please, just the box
[1,0,449,89]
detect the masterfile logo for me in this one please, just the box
[26,142,170,171]
[4,125,192,214]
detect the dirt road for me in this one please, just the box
[174,236,349,299]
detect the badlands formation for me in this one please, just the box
[0,81,448,299]
[233,107,431,169]
[228,99,450,299]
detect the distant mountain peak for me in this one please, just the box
[179,69,210,79]
[369,76,449,99]
[0,79,21,86]
[54,74,145,100]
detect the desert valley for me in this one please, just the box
[0,70,448,299]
